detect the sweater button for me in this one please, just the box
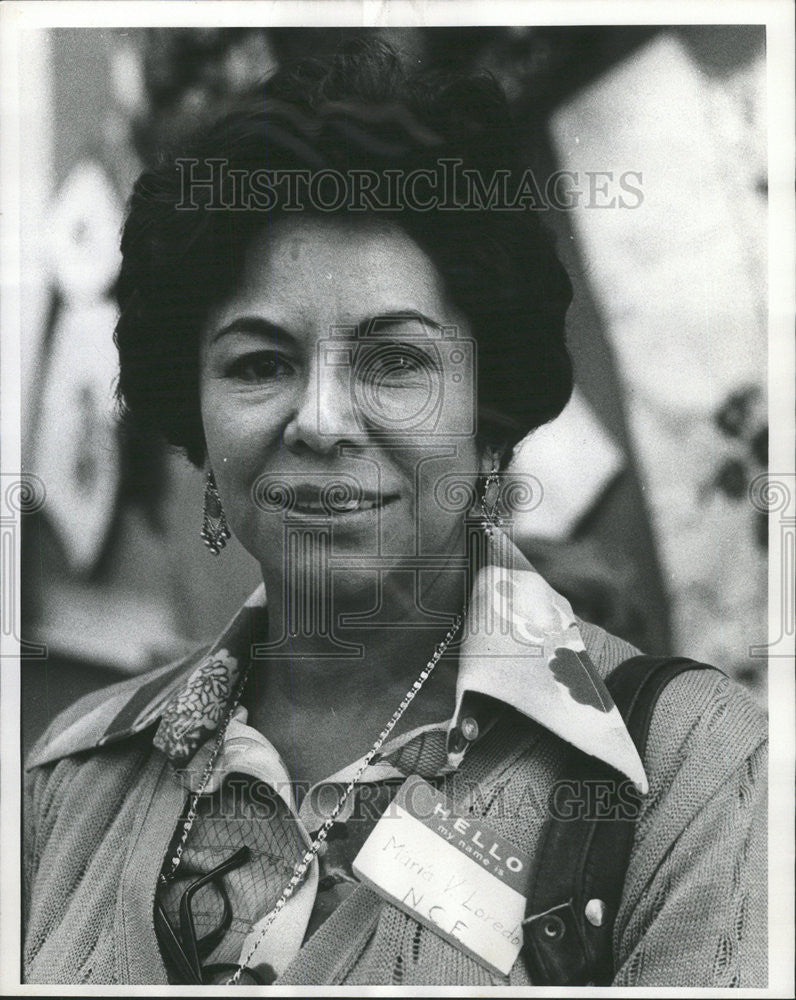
[460,717,480,742]
[585,898,607,927]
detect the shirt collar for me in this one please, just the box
[448,528,646,791]
[29,529,646,792]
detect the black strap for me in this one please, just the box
[521,655,718,986]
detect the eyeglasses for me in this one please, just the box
[154,845,272,985]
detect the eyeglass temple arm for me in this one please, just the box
[179,846,252,975]
[154,900,203,985]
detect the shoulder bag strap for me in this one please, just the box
[521,655,718,986]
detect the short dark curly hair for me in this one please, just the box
[115,38,573,466]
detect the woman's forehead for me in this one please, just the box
[210,214,457,336]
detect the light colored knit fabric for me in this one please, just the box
[23,622,768,986]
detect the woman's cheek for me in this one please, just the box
[203,398,280,515]
[413,445,480,550]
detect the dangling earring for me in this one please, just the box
[201,470,231,555]
[480,454,502,537]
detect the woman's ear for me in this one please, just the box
[478,441,508,475]
[478,445,494,476]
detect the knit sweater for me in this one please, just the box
[23,620,767,986]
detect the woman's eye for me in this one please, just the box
[392,353,423,373]
[227,352,289,382]
[364,344,434,384]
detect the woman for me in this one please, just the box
[23,41,767,987]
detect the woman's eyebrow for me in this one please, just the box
[212,310,445,344]
[211,316,289,344]
[358,310,445,335]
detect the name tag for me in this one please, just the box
[352,777,530,977]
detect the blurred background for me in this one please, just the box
[19,25,768,753]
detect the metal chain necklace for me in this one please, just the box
[158,610,465,986]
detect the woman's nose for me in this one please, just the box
[282,356,359,454]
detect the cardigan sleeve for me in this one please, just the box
[22,722,61,937]
[612,670,768,987]
[22,764,39,934]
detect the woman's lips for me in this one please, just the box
[287,491,399,518]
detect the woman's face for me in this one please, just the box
[199,215,490,594]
